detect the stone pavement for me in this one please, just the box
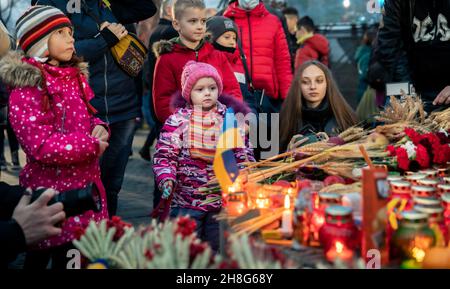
[1,128,156,227]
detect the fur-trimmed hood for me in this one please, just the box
[152,39,174,58]
[152,39,214,58]
[170,91,251,115]
[0,50,89,88]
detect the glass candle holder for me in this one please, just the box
[319,205,359,263]
[390,211,436,264]
[405,174,427,186]
[411,185,437,198]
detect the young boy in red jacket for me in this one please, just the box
[152,0,243,124]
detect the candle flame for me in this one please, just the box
[411,247,426,263]
[284,195,290,209]
[335,241,344,254]
[287,188,293,195]
[228,185,236,194]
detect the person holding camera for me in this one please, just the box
[279,61,358,153]
[0,6,110,268]
[0,184,65,267]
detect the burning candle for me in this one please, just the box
[325,241,354,263]
[281,195,293,236]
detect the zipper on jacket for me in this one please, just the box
[56,106,67,177]
[246,12,254,80]
[103,54,110,124]
[195,50,199,61]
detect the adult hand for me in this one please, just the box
[91,125,109,142]
[105,23,128,40]
[287,134,309,151]
[433,86,450,106]
[98,140,109,156]
[12,188,65,246]
[100,21,111,31]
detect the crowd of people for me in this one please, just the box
[1,0,450,269]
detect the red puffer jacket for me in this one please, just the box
[295,33,330,70]
[152,39,243,123]
[224,2,292,100]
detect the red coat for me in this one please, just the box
[224,48,246,85]
[295,34,330,70]
[152,40,243,123]
[224,2,293,100]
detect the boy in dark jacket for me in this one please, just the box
[152,0,243,124]
[33,0,157,217]
[206,16,258,114]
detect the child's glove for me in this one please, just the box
[161,181,174,199]
[150,180,174,222]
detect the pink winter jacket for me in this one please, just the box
[0,52,108,249]
[153,93,255,212]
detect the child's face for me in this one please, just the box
[190,77,219,111]
[216,31,237,48]
[300,65,327,109]
[173,8,207,44]
[48,27,74,63]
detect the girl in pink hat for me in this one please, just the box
[153,61,254,252]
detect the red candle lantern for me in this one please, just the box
[319,206,360,263]
[437,184,450,198]
[417,179,439,189]
[442,193,450,240]
[405,174,427,186]
[309,193,342,244]
[419,169,439,179]
[389,181,413,210]
[411,185,437,198]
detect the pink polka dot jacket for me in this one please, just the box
[0,51,109,249]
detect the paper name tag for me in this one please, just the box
[234,72,246,84]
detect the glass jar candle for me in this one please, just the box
[405,174,427,186]
[389,181,413,210]
[442,193,450,238]
[437,184,450,198]
[437,167,449,178]
[390,211,436,264]
[419,169,439,179]
[319,206,360,263]
[411,185,437,198]
[226,191,248,217]
[416,179,439,189]
[414,205,448,246]
[387,175,403,183]
[309,193,342,244]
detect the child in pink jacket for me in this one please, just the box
[0,6,109,268]
[153,61,254,252]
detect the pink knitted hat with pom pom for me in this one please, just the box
[181,61,223,102]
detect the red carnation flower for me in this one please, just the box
[386,145,396,156]
[189,242,208,264]
[433,144,450,164]
[145,250,154,261]
[405,128,421,144]
[218,260,239,269]
[396,147,410,171]
[415,144,430,169]
[176,217,197,238]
